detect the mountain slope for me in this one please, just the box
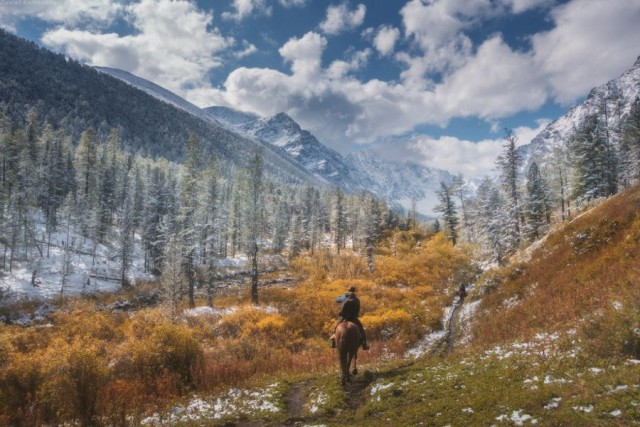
[0,30,316,184]
[347,150,453,215]
[524,55,640,165]
[236,112,361,190]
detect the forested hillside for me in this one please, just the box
[0,30,314,184]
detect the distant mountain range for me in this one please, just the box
[96,67,455,215]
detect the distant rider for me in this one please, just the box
[330,286,369,350]
[456,283,468,302]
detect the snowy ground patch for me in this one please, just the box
[496,410,537,425]
[141,383,281,425]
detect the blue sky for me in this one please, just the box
[2,0,640,178]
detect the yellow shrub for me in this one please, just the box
[38,337,109,426]
[361,308,413,340]
[127,322,202,387]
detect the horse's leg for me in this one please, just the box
[345,353,354,383]
[352,351,358,376]
[339,346,348,386]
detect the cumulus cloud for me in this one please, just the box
[222,0,272,21]
[42,0,234,103]
[319,3,366,35]
[0,0,122,31]
[435,35,548,119]
[373,26,400,56]
[405,120,551,179]
[234,40,258,59]
[531,0,640,103]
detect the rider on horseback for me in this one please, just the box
[330,286,369,350]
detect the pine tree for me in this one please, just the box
[332,187,346,254]
[475,177,511,265]
[74,128,98,236]
[524,162,550,241]
[179,133,202,308]
[434,181,459,245]
[119,187,134,288]
[161,235,185,324]
[244,149,264,305]
[570,114,618,203]
[622,97,640,182]
[495,129,522,247]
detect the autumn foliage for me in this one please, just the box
[0,229,472,425]
[471,184,640,356]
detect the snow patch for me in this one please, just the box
[496,410,537,425]
[544,397,562,410]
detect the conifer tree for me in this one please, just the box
[435,181,459,245]
[524,162,550,241]
[570,114,618,203]
[473,177,515,265]
[495,129,522,248]
[332,187,346,254]
[244,149,264,305]
[622,97,640,182]
[180,133,202,308]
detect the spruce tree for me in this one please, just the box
[434,181,459,245]
[332,187,346,254]
[244,149,264,305]
[622,97,640,182]
[570,114,618,203]
[495,129,522,249]
[524,162,550,241]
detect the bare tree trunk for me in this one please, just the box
[250,244,259,305]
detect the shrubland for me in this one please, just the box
[0,228,473,425]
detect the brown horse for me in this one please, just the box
[335,321,361,385]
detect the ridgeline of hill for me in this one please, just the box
[0,30,314,184]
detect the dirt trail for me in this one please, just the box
[284,380,308,419]
[428,297,465,357]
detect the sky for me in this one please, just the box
[1,0,640,179]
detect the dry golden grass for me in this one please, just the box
[471,184,640,349]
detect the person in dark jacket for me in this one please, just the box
[456,283,468,301]
[330,286,369,350]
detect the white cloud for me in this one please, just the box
[435,35,548,119]
[221,0,271,21]
[234,40,258,59]
[502,0,554,14]
[279,0,308,7]
[319,3,366,35]
[42,0,234,103]
[279,31,327,78]
[373,26,400,56]
[406,120,550,179]
[531,0,640,104]
[401,0,505,54]
[0,0,122,31]
[326,49,371,79]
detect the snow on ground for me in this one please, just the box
[496,410,537,425]
[0,215,151,301]
[544,398,562,410]
[0,213,259,304]
[308,392,328,414]
[141,383,281,425]
[184,304,278,319]
[370,382,395,401]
